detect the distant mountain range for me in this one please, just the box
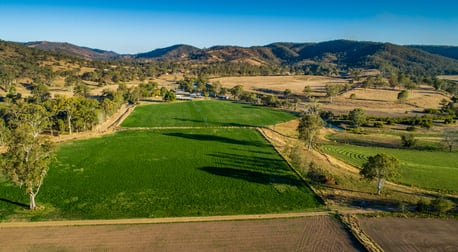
[24,41,119,60]
[23,40,458,61]
[12,39,458,75]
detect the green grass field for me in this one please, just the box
[121,100,297,127]
[321,144,458,192]
[0,128,321,220]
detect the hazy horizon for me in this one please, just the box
[1,0,457,54]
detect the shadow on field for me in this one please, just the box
[164,132,267,147]
[173,118,254,127]
[208,152,289,174]
[173,118,208,124]
[0,198,28,208]
[199,166,303,186]
[333,138,398,149]
[389,188,458,204]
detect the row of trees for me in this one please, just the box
[0,81,140,209]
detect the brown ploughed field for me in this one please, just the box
[0,216,363,251]
[358,217,458,252]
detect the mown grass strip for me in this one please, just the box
[321,144,458,192]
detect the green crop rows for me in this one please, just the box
[0,101,320,221]
[321,144,458,192]
[121,100,297,127]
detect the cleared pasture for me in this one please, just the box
[0,128,321,220]
[321,144,458,192]
[121,100,297,128]
[323,85,451,117]
[211,75,345,94]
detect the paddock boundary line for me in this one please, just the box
[0,211,329,228]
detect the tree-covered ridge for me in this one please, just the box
[25,41,119,60]
[2,39,458,100]
[8,39,458,77]
[409,45,458,60]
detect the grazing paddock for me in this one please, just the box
[359,217,458,252]
[0,128,321,220]
[321,144,458,192]
[0,216,363,251]
[211,75,346,94]
[323,86,451,117]
[121,100,297,128]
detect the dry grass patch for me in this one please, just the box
[438,75,458,81]
[212,75,347,94]
[323,85,450,117]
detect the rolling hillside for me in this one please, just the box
[134,44,201,60]
[24,41,119,59]
[2,38,457,77]
[409,45,458,60]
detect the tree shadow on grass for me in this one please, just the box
[173,118,210,125]
[164,132,268,147]
[0,198,28,208]
[199,166,303,187]
[172,118,255,127]
[208,152,289,174]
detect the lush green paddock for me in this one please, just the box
[121,100,297,127]
[321,144,458,192]
[0,129,321,220]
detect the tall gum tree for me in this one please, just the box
[360,153,400,195]
[2,103,54,209]
[297,104,324,150]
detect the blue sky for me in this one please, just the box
[1,0,457,54]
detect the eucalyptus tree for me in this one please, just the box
[297,103,324,150]
[1,103,54,209]
[360,153,400,195]
[348,108,366,128]
[325,84,342,103]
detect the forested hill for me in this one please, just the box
[18,39,458,76]
[24,41,119,60]
[134,44,201,59]
[2,38,458,79]
[408,45,458,60]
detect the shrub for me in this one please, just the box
[349,93,356,99]
[398,90,409,103]
[396,200,408,213]
[319,111,334,121]
[423,108,438,114]
[307,162,336,185]
[430,197,453,214]
[444,116,455,124]
[421,119,433,129]
[406,126,416,131]
[401,134,417,148]
[374,121,384,128]
[416,198,430,213]
[288,145,305,168]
